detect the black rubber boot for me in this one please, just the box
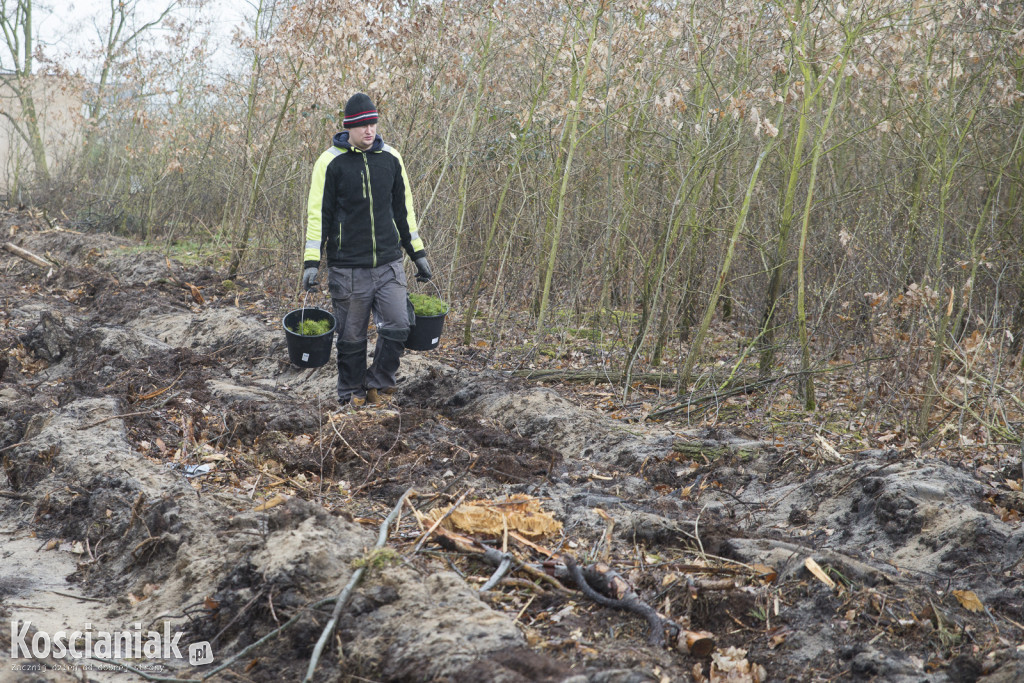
[336,338,367,403]
[366,327,408,391]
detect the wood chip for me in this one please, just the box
[426,494,562,538]
[253,494,288,511]
[814,435,847,464]
[804,557,836,589]
[677,629,716,657]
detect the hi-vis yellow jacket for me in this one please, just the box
[304,131,425,270]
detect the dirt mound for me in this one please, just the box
[2,215,1023,682]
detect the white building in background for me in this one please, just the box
[0,70,84,194]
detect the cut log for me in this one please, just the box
[678,628,716,657]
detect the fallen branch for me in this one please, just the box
[649,377,779,419]
[303,487,415,682]
[77,410,154,430]
[386,517,708,649]
[727,537,896,586]
[87,656,195,683]
[136,370,187,402]
[479,552,514,592]
[410,487,473,555]
[562,554,676,647]
[3,241,55,269]
[497,577,556,597]
[512,369,682,385]
[199,596,337,680]
[428,525,513,567]
[48,590,107,603]
[429,526,571,595]
[513,554,573,595]
[560,555,715,655]
[328,416,368,463]
[650,357,895,420]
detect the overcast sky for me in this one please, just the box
[36,0,248,76]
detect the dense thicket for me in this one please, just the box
[12,0,1024,439]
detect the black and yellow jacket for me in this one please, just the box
[304,132,425,270]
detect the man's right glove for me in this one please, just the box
[302,267,319,291]
[414,257,432,283]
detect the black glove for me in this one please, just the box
[302,267,319,291]
[414,257,432,282]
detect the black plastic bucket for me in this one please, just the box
[406,312,445,351]
[283,307,336,368]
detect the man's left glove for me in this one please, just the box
[414,257,432,282]
[302,267,319,291]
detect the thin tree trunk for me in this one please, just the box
[535,5,604,332]
[447,18,497,301]
[793,26,858,411]
[678,145,775,391]
[230,86,296,278]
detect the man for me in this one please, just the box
[302,92,432,406]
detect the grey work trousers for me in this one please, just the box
[328,260,410,402]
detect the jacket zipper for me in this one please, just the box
[361,153,377,267]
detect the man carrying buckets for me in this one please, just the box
[301,92,432,407]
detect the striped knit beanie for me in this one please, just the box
[342,93,378,128]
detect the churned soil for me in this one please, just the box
[1,209,1023,682]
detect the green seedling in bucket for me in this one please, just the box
[409,293,448,317]
[290,317,332,336]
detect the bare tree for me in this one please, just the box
[82,0,183,153]
[0,0,49,184]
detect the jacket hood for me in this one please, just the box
[334,131,384,153]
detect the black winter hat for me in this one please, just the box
[342,92,378,128]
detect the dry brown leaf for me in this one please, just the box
[993,505,1020,523]
[767,627,790,649]
[187,283,206,305]
[952,589,985,613]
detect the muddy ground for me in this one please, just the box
[1,209,1023,682]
